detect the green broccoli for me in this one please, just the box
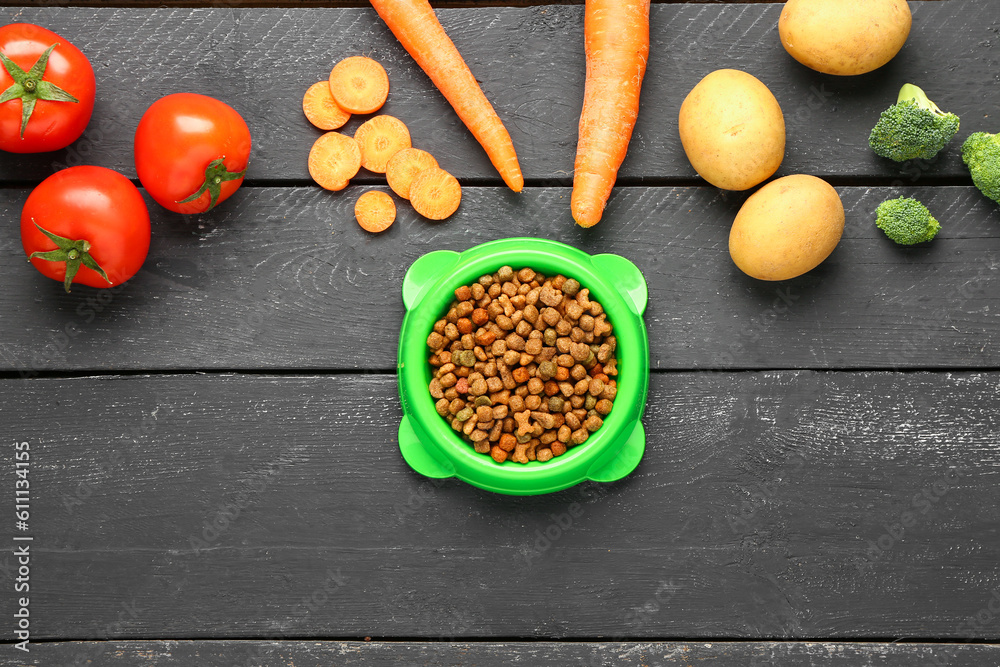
[961,131,1000,204]
[875,197,941,245]
[868,84,960,162]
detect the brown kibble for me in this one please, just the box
[476,405,494,422]
[486,376,503,393]
[524,338,543,356]
[508,394,525,413]
[536,448,554,462]
[555,319,573,336]
[454,285,472,301]
[503,350,521,367]
[435,398,450,416]
[524,394,542,411]
[470,428,489,442]
[557,425,571,443]
[541,307,561,327]
[565,412,581,430]
[551,441,567,456]
[544,381,560,397]
[514,410,533,436]
[512,443,529,464]
[570,364,588,381]
[474,441,491,454]
[574,378,591,395]
[512,366,530,384]
[539,283,562,307]
[498,433,517,451]
[527,377,545,395]
[497,265,515,282]
[569,395,585,409]
[589,377,605,396]
[505,333,526,352]
[570,342,591,362]
[556,354,575,368]
[571,428,589,445]
[531,411,556,429]
[439,372,457,388]
[561,278,580,297]
[565,301,584,321]
[595,399,613,415]
[492,404,509,420]
[555,366,570,382]
[427,332,446,350]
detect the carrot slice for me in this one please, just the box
[409,167,461,220]
[386,148,438,199]
[354,115,412,173]
[302,81,351,130]
[329,56,390,115]
[355,190,397,232]
[308,132,361,191]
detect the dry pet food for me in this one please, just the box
[426,267,618,464]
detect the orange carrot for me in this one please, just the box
[409,167,462,220]
[302,81,351,130]
[355,190,397,232]
[329,56,390,114]
[354,115,412,173]
[368,0,523,192]
[308,132,362,191]
[571,0,650,228]
[386,147,438,199]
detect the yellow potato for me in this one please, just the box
[779,0,911,76]
[678,69,785,191]
[729,174,844,281]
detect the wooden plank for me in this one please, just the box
[0,2,992,185]
[3,372,998,639]
[0,185,997,373]
[1,640,998,666]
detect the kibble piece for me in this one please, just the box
[524,394,542,411]
[536,448,554,462]
[455,285,472,301]
[490,445,508,463]
[571,428,589,445]
[551,441,567,457]
[561,278,580,297]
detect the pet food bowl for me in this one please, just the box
[397,237,649,495]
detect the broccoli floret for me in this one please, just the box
[875,197,941,245]
[961,131,1000,204]
[868,84,960,162]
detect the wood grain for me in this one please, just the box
[3,372,997,640]
[0,2,991,185]
[0,640,997,666]
[0,185,997,373]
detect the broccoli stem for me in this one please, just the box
[898,83,947,117]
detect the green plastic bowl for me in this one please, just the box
[397,238,649,495]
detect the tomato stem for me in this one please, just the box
[0,44,80,139]
[27,219,111,293]
[176,157,247,211]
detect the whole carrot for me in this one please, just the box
[369,0,524,192]
[571,0,650,227]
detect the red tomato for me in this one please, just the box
[21,166,150,292]
[134,92,251,214]
[0,23,95,153]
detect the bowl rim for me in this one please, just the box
[397,237,649,493]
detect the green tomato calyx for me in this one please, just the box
[176,157,246,211]
[27,219,111,293]
[0,44,80,139]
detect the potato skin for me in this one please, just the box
[729,174,844,281]
[678,69,785,191]
[779,0,911,76]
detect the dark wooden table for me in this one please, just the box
[2,0,999,664]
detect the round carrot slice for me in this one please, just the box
[409,167,462,220]
[302,81,351,130]
[329,56,390,115]
[308,132,361,191]
[354,115,411,174]
[386,148,439,199]
[355,190,397,233]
